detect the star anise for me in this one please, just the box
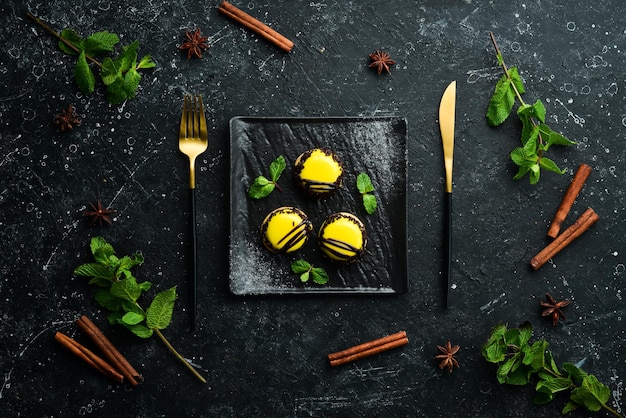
[540,293,571,326]
[53,104,81,132]
[369,50,396,75]
[179,28,209,59]
[435,341,460,373]
[83,199,115,226]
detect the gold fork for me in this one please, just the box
[179,94,208,330]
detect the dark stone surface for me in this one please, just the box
[1,0,624,416]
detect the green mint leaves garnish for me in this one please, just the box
[67,33,155,104]
[73,236,175,337]
[27,14,155,105]
[356,173,377,214]
[74,237,206,383]
[291,260,329,285]
[487,32,575,184]
[482,322,621,416]
[248,155,286,199]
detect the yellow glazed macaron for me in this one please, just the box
[293,148,344,198]
[260,207,313,253]
[318,212,367,263]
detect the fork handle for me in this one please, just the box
[189,188,198,330]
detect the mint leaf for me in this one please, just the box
[105,79,128,104]
[59,29,82,54]
[291,259,311,274]
[125,323,153,338]
[248,177,275,199]
[75,51,95,94]
[117,254,144,274]
[545,351,560,375]
[310,267,329,284]
[269,155,286,182]
[100,57,121,85]
[90,236,115,262]
[248,156,285,199]
[363,194,377,214]
[496,353,522,384]
[93,288,122,311]
[110,276,142,302]
[481,323,508,363]
[510,147,531,165]
[563,363,588,385]
[539,157,566,175]
[516,322,533,347]
[123,67,141,99]
[539,124,576,148]
[138,54,156,69]
[529,164,541,184]
[518,100,546,123]
[117,40,139,72]
[300,271,310,282]
[562,401,580,414]
[74,262,112,280]
[146,286,177,330]
[139,281,152,292]
[536,377,573,396]
[83,30,119,56]
[486,69,522,126]
[122,311,145,325]
[525,340,548,372]
[356,173,374,194]
[570,375,611,412]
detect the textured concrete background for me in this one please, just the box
[1,0,624,416]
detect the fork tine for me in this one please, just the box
[191,95,199,138]
[179,95,189,139]
[197,95,207,141]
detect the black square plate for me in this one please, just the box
[229,116,408,295]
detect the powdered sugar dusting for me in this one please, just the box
[347,120,406,194]
[229,239,294,295]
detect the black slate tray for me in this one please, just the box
[228,116,408,295]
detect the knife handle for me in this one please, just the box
[443,191,452,308]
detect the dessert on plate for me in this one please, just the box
[318,212,367,263]
[293,148,344,198]
[260,206,313,253]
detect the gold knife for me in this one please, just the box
[439,80,456,308]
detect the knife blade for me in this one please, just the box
[439,80,456,309]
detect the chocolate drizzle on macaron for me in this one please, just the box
[294,148,344,198]
[260,206,313,254]
[318,212,367,263]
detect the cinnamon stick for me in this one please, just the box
[218,1,294,53]
[547,163,592,238]
[76,315,142,385]
[531,207,599,270]
[328,331,408,367]
[55,331,124,383]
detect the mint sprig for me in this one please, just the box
[487,32,575,184]
[74,237,206,383]
[291,260,329,285]
[482,322,623,417]
[356,173,377,214]
[27,13,155,104]
[248,155,286,199]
